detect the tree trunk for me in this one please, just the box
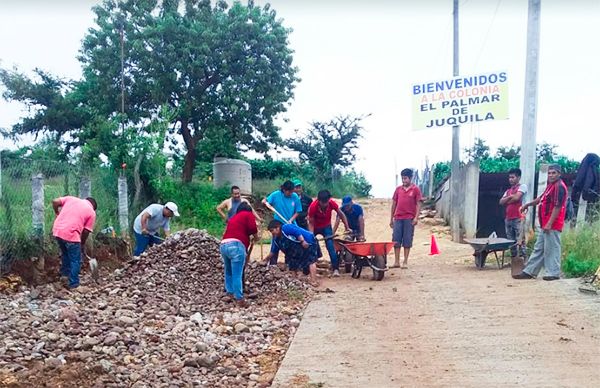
[182,147,197,183]
[180,119,197,183]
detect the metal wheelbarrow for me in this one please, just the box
[334,240,393,281]
[463,237,515,269]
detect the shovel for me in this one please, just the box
[86,254,99,283]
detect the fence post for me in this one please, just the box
[79,176,92,198]
[576,198,587,228]
[118,176,129,238]
[32,173,45,238]
[534,164,549,229]
[463,161,480,238]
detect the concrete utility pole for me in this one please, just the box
[450,0,461,242]
[520,0,541,233]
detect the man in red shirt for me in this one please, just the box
[514,164,568,281]
[308,190,350,277]
[52,196,97,289]
[390,169,422,269]
[499,168,528,259]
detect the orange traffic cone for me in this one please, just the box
[429,234,440,256]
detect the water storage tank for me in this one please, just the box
[213,158,252,194]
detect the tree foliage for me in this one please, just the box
[0,68,90,154]
[286,115,367,180]
[79,0,299,181]
[464,137,490,161]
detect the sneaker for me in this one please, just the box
[542,276,560,281]
[332,270,340,278]
[236,299,249,308]
[512,272,533,279]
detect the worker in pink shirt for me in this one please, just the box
[51,196,97,289]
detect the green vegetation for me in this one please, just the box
[432,140,579,188]
[561,220,600,277]
[153,178,230,238]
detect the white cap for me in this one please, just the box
[165,202,180,217]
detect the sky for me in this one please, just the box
[1,0,599,197]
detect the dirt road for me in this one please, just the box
[272,199,600,388]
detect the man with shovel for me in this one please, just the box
[262,180,302,226]
[133,202,180,256]
[308,190,350,277]
[51,196,97,289]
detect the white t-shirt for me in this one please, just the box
[133,204,170,234]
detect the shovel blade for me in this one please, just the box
[511,257,525,277]
[89,258,99,281]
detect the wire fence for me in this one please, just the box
[0,156,126,275]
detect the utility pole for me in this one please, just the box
[450,0,461,242]
[520,0,541,233]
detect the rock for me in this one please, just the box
[33,341,46,352]
[45,357,64,369]
[118,316,136,327]
[234,323,250,333]
[249,374,259,382]
[100,359,113,372]
[190,312,203,324]
[195,342,208,353]
[84,337,101,347]
[47,333,60,342]
[130,373,141,382]
[290,318,300,327]
[58,307,78,322]
[103,333,119,346]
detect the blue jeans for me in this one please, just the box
[220,241,246,300]
[314,225,338,270]
[134,232,163,256]
[505,218,526,258]
[56,238,81,288]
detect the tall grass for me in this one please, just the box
[561,220,600,277]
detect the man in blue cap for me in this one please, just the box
[335,195,365,241]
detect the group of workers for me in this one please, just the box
[48,169,421,305]
[51,163,565,302]
[219,179,366,306]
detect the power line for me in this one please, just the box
[474,0,503,68]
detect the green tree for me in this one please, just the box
[80,0,298,182]
[0,68,90,155]
[536,142,557,162]
[286,115,367,181]
[464,137,490,161]
[496,145,520,160]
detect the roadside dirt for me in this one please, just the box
[272,198,600,388]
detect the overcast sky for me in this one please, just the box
[1,0,599,197]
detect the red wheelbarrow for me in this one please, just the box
[334,239,393,281]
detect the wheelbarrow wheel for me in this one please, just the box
[372,255,386,281]
[342,252,354,274]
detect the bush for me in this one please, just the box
[561,221,600,277]
[153,177,230,237]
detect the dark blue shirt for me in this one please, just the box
[341,204,364,232]
[270,223,316,255]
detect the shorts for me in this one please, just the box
[392,219,414,248]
